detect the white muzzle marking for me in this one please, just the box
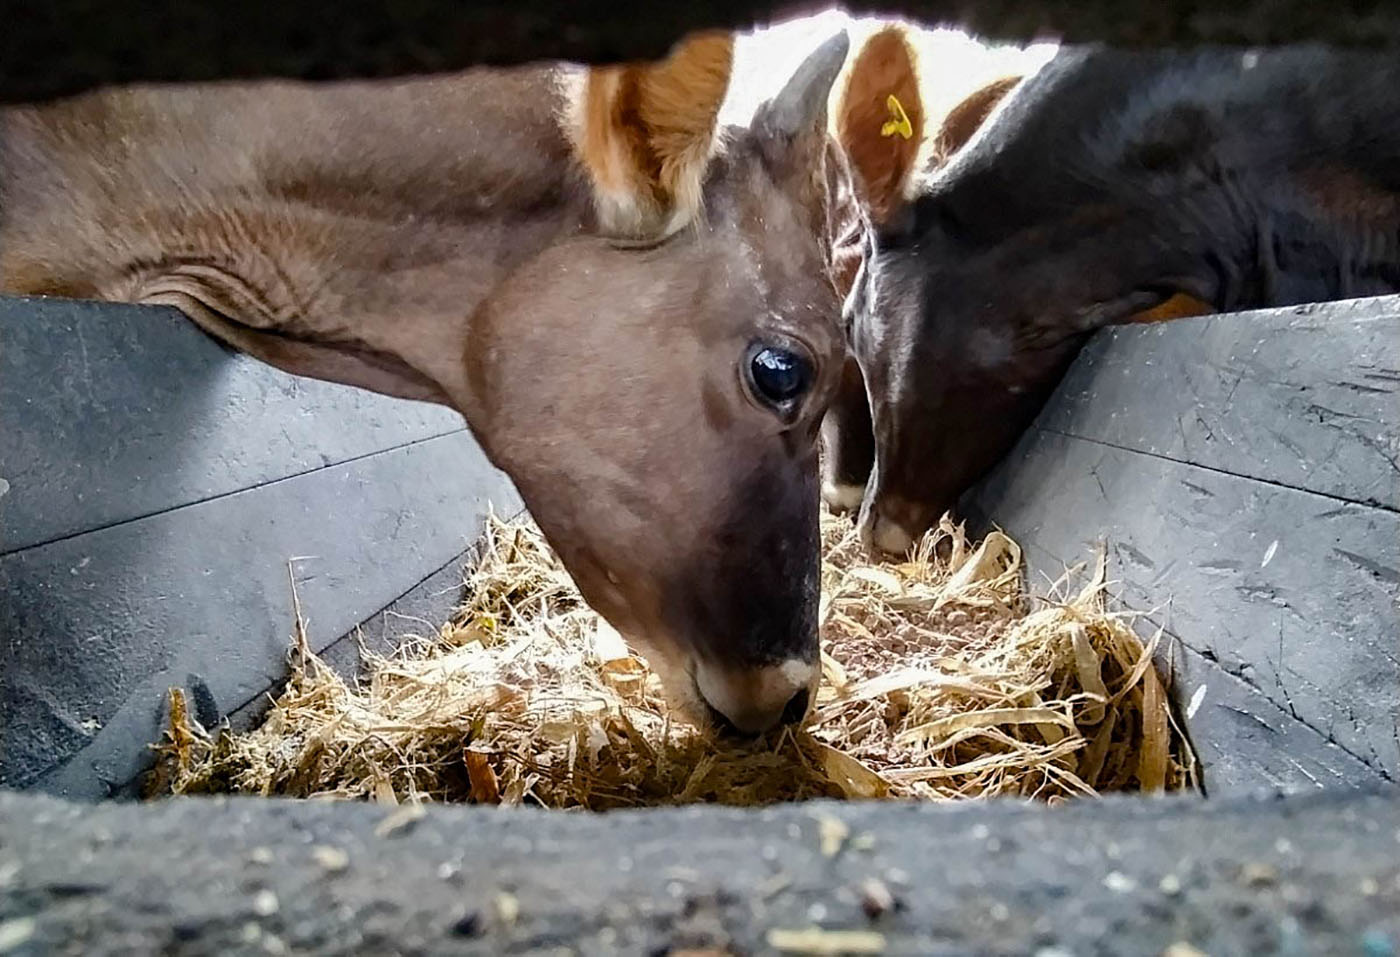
[694,657,817,734]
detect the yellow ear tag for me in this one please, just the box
[880,94,913,140]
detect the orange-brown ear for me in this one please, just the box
[932,74,1021,165]
[1124,293,1215,324]
[835,26,923,227]
[572,31,734,238]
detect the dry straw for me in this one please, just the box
[147,511,1197,808]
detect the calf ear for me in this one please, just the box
[932,74,1022,164]
[1122,292,1214,324]
[835,27,923,228]
[1068,289,1216,336]
[571,31,734,239]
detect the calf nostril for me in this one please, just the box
[780,687,811,726]
[702,700,751,738]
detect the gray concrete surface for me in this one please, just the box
[1,296,522,797]
[4,0,1400,105]
[0,296,465,552]
[966,298,1400,794]
[1036,297,1400,511]
[0,788,1396,955]
[31,542,485,800]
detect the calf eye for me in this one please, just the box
[746,343,813,414]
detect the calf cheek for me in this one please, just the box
[539,502,708,706]
[920,387,1054,520]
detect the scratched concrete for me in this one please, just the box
[0,296,522,798]
[0,297,466,552]
[0,788,1396,956]
[967,298,1400,791]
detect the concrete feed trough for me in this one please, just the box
[6,293,1396,799]
[0,295,522,798]
[2,293,1397,951]
[966,296,1400,793]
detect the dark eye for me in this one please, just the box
[746,344,812,413]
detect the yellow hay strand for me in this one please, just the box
[148,510,1197,807]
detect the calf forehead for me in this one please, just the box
[707,151,843,330]
[714,136,826,225]
[869,247,931,329]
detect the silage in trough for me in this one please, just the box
[149,512,1196,808]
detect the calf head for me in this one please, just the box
[818,25,921,515]
[463,33,853,734]
[839,48,1214,554]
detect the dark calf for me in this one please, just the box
[838,45,1400,552]
[822,25,1034,518]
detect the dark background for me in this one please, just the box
[3,0,1399,105]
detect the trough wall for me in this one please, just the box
[0,295,522,797]
[4,295,1397,799]
[967,296,1400,794]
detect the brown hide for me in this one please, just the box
[1,66,582,406]
[0,32,856,735]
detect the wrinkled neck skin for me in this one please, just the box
[0,66,589,416]
[1108,159,1400,315]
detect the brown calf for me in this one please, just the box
[0,33,856,734]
